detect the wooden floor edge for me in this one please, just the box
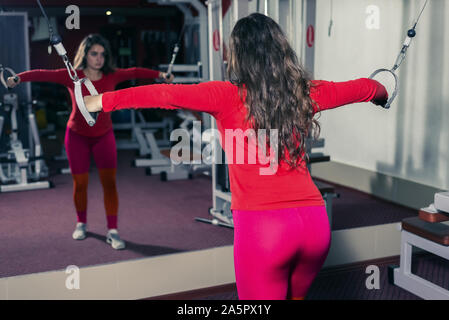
[144,283,237,300]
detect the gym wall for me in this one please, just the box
[312,0,449,201]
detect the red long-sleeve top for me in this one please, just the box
[19,67,160,137]
[102,79,387,210]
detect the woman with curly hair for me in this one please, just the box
[85,14,387,298]
[8,34,174,250]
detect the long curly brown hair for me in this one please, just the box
[228,13,320,169]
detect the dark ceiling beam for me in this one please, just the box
[1,0,151,7]
[1,7,180,17]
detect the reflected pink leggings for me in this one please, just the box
[232,206,331,300]
[64,128,118,229]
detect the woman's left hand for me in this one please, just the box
[84,94,104,112]
[371,98,388,108]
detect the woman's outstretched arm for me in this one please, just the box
[12,69,72,87]
[85,81,241,120]
[310,78,388,112]
[112,67,174,84]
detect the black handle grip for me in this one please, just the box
[50,34,62,45]
[91,112,99,121]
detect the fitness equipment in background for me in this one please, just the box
[0,65,52,192]
[133,62,210,181]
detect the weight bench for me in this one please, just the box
[390,192,449,299]
[133,110,210,181]
[306,137,339,227]
[134,133,199,181]
[158,148,205,181]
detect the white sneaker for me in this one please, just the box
[106,229,126,250]
[72,223,87,240]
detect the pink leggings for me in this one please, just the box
[233,206,331,300]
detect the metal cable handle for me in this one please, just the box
[36,0,99,126]
[0,65,19,89]
[368,68,398,110]
[368,0,428,109]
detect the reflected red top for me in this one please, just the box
[19,67,160,137]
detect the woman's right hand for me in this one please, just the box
[84,94,104,113]
[6,76,20,88]
[159,72,175,84]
